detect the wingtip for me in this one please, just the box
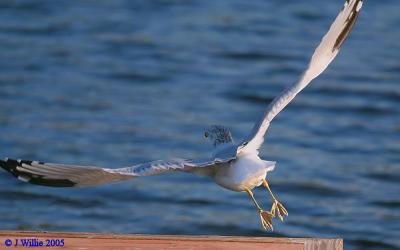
[356,0,363,12]
[0,157,8,165]
[0,158,19,177]
[0,158,77,187]
[333,0,363,52]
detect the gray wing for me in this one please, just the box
[240,0,363,153]
[0,157,231,188]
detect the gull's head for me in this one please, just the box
[204,125,233,147]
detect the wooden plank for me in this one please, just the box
[0,231,343,250]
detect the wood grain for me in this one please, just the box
[0,231,343,250]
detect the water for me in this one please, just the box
[0,0,399,249]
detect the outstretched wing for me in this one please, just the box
[240,0,363,153]
[0,157,231,188]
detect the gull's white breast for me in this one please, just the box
[213,154,275,192]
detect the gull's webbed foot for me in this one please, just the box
[262,179,288,221]
[259,209,274,231]
[271,199,288,222]
[246,188,275,231]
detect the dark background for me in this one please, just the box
[0,1,399,249]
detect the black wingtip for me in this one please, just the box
[333,0,363,52]
[0,158,77,188]
[0,158,20,177]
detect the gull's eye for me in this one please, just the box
[204,132,209,138]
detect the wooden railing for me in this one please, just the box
[0,231,343,250]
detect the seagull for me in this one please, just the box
[0,0,363,230]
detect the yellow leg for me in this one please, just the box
[246,189,274,230]
[262,179,288,221]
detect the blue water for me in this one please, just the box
[0,0,399,249]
